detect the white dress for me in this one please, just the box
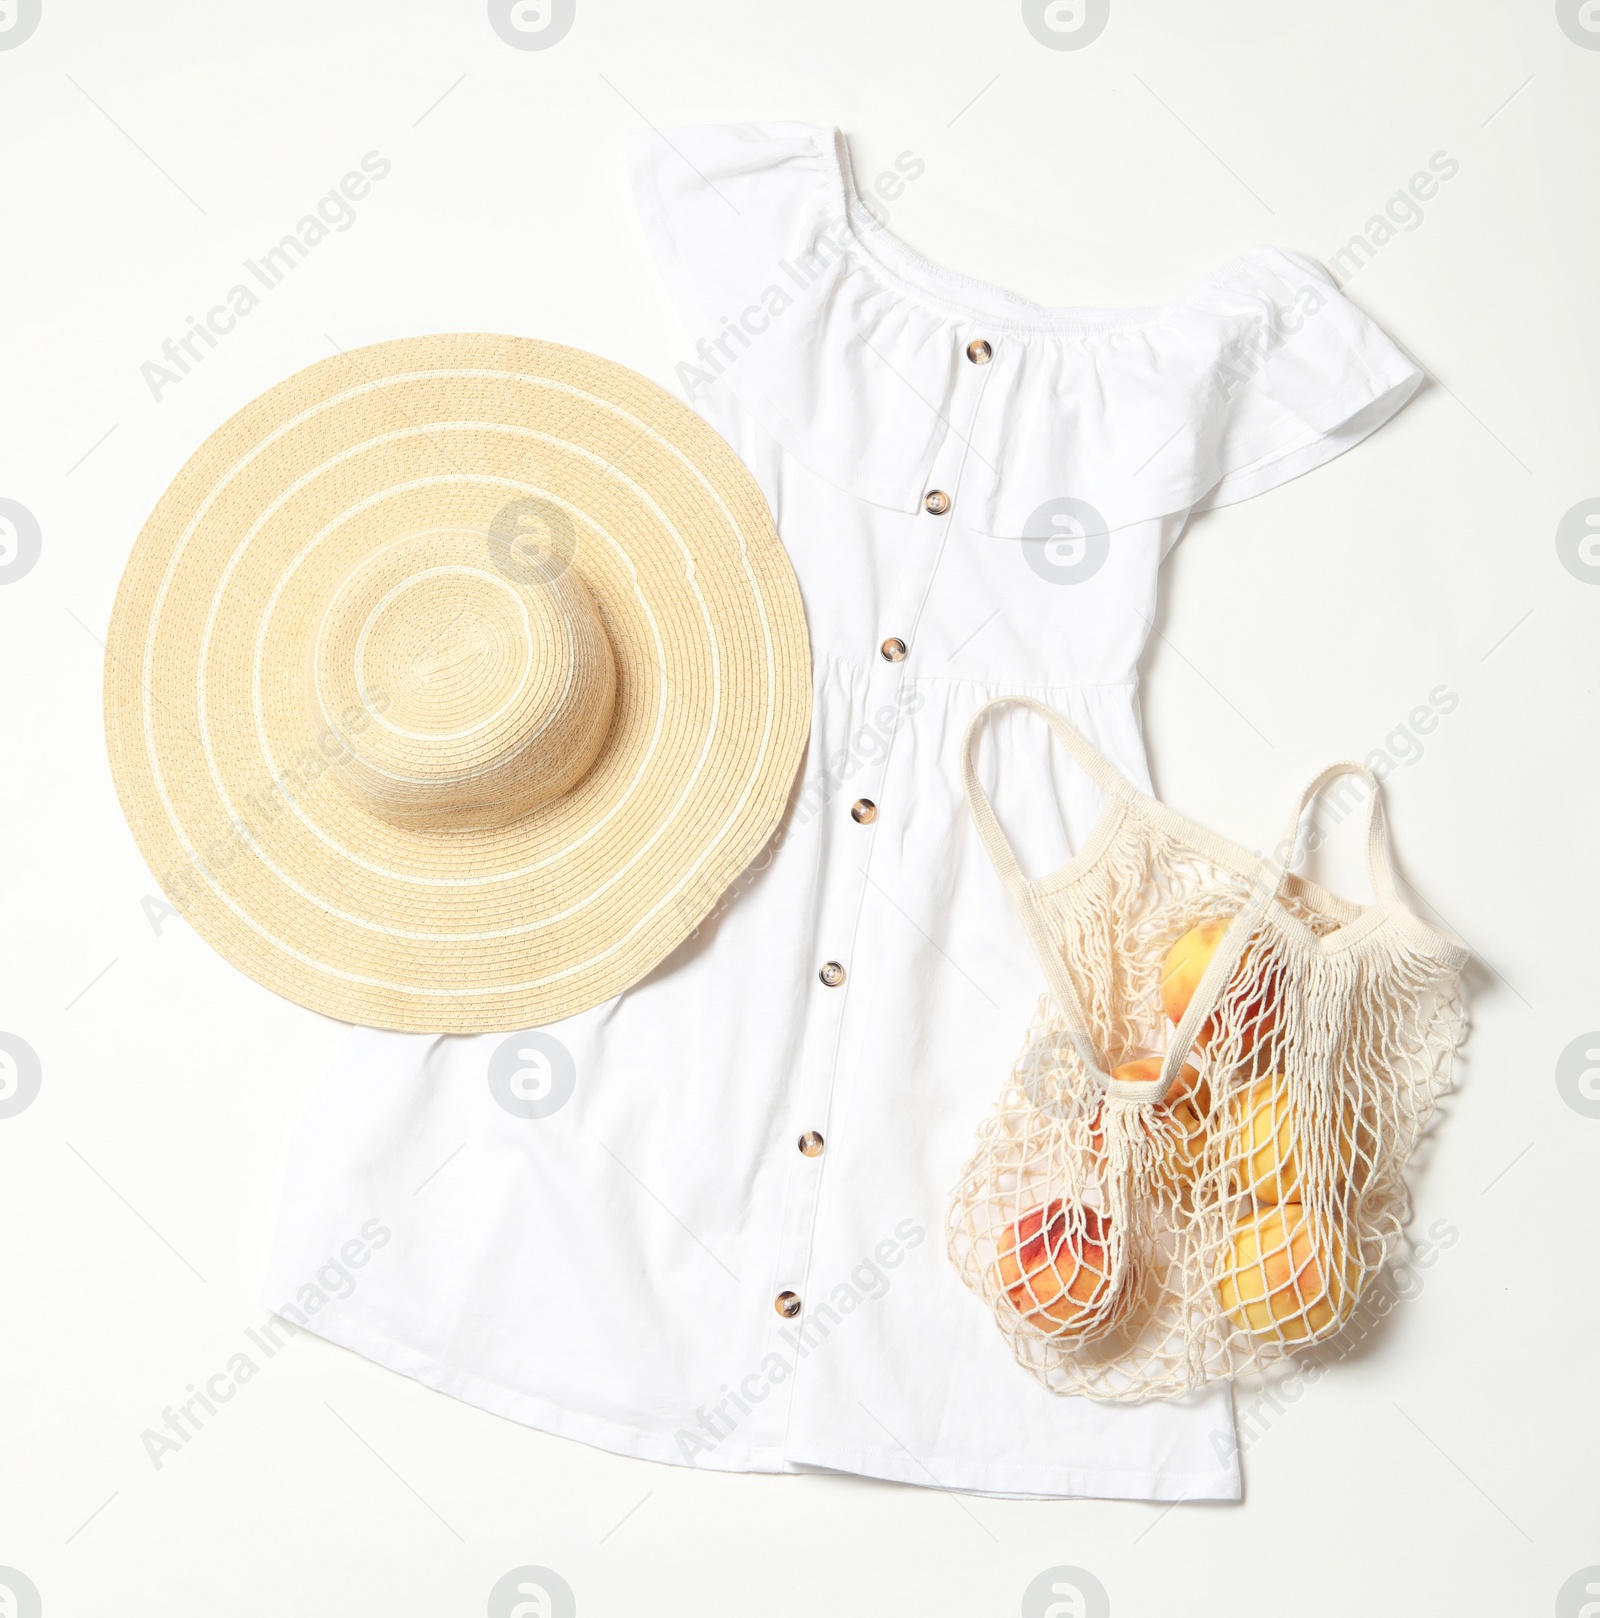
[265,123,1422,1500]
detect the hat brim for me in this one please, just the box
[104,335,811,1031]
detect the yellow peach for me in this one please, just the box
[1159,919,1228,1028]
[1159,919,1278,1052]
[1218,1203,1361,1342]
[1228,1073,1355,1205]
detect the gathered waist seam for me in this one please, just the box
[811,655,1140,694]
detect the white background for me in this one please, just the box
[2,2,1597,1614]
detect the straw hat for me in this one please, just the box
[104,334,811,1032]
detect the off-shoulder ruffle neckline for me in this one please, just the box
[630,121,1423,527]
[819,127,1273,339]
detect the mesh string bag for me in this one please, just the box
[948,698,1467,1403]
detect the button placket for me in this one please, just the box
[762,343,997,1448]
[875,339,994,669]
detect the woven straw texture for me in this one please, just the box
[951,698,1466,1403]
[103,334,811,1032]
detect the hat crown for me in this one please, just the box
[310,523,615,830]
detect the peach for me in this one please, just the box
[1228,1073,1355,1205]
[1160,919,1227,1028]
[994,1200,1116,1335]
[1089,1058,1211,1187]
[1217,1202,1361,1342]
[1159,919,1277,1052]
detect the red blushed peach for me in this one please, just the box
[993,1200,1116,1334]
[1159,920,1278,1052]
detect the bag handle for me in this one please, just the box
[1156,760,1398,1097]
[963,701,1400,1107]
[961,697,1134,891]
[1280,761,1399,907]
[961,698,1141,1094]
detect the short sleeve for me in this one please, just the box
[964,247,1423,540]
[1191,249,1422,513]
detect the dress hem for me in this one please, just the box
[272,1299,1240,1502]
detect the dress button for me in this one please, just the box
[880,637,908,662]
[819,961,846,987]
[775,1290,802,1318]
[851,798,877,825]
[966,338,993,365]
[923,489,951,515]
[798,1130,825,1157]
